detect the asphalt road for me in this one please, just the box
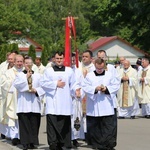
[0,116,150,150]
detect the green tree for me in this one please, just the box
[28,45,36,61]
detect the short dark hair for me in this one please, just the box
[11,50,19,54]
[83,50,93,57]
[54,51,64,57]
[97,50,107,57]
[95,58,105,65]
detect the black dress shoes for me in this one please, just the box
[12,138,20,145]
[73,139,79,147]
[145,115,150,119]
[130,116,135,119]
[29,143,38,149]
[1,134,5,139]
[23,144,29,150]
[118,116,125,119]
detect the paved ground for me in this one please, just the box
[0,116,150,150]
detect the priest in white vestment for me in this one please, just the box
[0,55,24,145]
[0,53,16,140]
[138,58,150,118]
[82,58,120,150]
[40,51,81,150]
[117,60,140,118]
[13,57,45,150]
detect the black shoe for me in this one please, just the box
[29,143,38,149]
[73,140,79,147]
[1,134,5,139]
[12,138,20,146]
[118,116,125,119]
[146,115,150,119]
[130,116,135,119]
[23,145,29,150]
[49,143,57,150]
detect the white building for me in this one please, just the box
[88,36,149,64]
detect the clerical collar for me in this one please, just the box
[53,65,65,71]
[94,70,105,76]
[22,70,34,74]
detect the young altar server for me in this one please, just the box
[13,57,45,150]
[40,51,81,150]
[82,58,120,150]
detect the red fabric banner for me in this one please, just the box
[64,16,79,67]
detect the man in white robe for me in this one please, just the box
[138,58,150,118]
[0,52,16,140]
[35,57,46,74]
[71,53,85,147]
[40,51,81,150]
[82,58,120,149]
[78,50,95,145]
[13,57,45,150]
[117,60,140,119]
[97,50,121,146]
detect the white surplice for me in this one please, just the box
[13,72,45,113]
[82,70,120,117]
[40,66,79,116]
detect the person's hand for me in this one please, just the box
[101,85,106,92]
[75,88,81,98]
[140,78,144,82]
[27,70,32,78]
[57,79,65,88]
[95,86,102,91]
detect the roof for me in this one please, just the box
[88,36,149,56]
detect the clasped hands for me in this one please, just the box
[95,84,106,92]
[57,79,81,98]
[122,76,129,81]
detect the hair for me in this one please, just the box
[14,54,24,62]
[94,58,105,65]
[142,57,150,63]
[83,50,93,57]
[35,57,41,61]
[71,52,76,57]
[54,51,64,57]
[97,50,107,57]
[11,50,19,54]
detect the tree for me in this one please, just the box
[28,45,36,62]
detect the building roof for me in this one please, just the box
[88,36,149,56]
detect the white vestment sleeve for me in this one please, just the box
[82,75,97,100]
[14,72,29,92]
[40,69,57,96]
[35,87,45,100]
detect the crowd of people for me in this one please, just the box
[0,49,149,150]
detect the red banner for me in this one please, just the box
[64,16,79,68]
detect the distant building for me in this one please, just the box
[88,36,149,64]
[9,31,43,57]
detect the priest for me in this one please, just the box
[0,54,24,145]
[117,60,140,119]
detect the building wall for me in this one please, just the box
[93,39,145,64]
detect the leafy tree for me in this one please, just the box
[28,45,36,61]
